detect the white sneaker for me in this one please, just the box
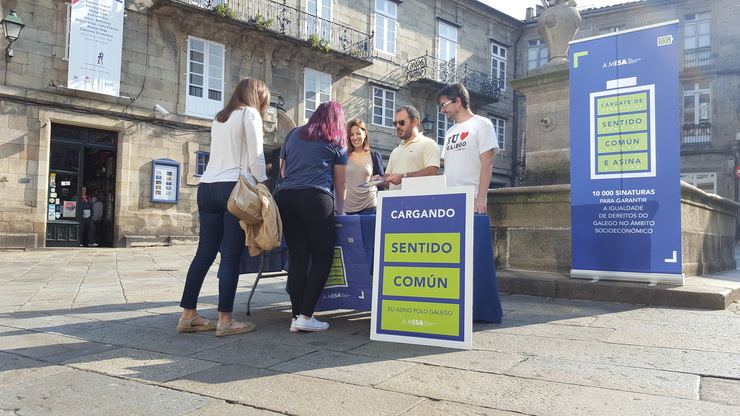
[295,315,329,332]
[92,243,99,247]
[289,317,298,333]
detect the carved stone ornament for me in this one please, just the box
[538,0,582,66]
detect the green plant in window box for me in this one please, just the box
[252,14,273,31]
[213,4,237,19]
[308,34,330,53]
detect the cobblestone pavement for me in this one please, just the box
[1,246,739,415]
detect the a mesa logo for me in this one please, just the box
[602,57,641,68]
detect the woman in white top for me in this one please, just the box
[178,78,270,337]
[344,119,384,215]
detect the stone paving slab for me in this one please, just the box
[603,328,740,354]
[62,346,221,383]
[0,325,108,363]
[376,364,739,416]
[0,353,69,389]
[350,342,525,375]
[505,356,700,399]
[400,399,523,416]
[474,331,740,379]
[165,363,424,416]
[189,338,318,369]
[75,323,231,357]
[268,349,417,386]
[0,368,213,416]
[181,400,283,415]
[700,377,740,406]
[491,320,615,342]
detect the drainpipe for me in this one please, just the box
[510,25,526,187]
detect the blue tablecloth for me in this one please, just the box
[240,214,502,323]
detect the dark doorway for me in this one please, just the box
[46,124,117,247]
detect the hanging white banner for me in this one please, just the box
[68,0,124,96]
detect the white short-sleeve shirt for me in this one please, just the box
[442,115,500,194]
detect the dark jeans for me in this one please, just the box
[180,181,246,313]
[80,216,96,246]
[346,206,376,216]
[275,188,335,318]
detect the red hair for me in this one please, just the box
[299,101,347,148]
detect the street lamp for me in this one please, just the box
[2,10,25,60]
[421,114,434,133]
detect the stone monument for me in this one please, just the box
[510,0,581,185]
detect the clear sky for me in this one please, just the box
[479,0,642,20]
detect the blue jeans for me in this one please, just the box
[180,181,246,312]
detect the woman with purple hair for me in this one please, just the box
[275,101,348,332]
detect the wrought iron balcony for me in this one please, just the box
[404,54,502,103]
[682,123,712,146]
[169,0,373,60]
[683,47,712,70]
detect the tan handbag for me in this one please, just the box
[226,108,263,225]
[228,175,263,225]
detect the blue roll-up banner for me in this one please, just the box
[569,21,683,284]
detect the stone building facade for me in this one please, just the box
[0,0,516,248]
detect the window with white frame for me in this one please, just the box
[308,0,332,42]
[304,68,331,121]
[375,0,397,55]
[372,87,396,128]
[527,39,548,71]
[490,116,506,151]
[436,111,454,146]
[684,12,710,50]
[491,42,507,92]
[186,36,224,119]
[438,21,458,83]
[683,81,711,124]
[680,172,716,194]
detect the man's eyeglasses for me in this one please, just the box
[392,120,407,127]
[439,99,454,109]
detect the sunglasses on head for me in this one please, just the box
[392,120,407,127]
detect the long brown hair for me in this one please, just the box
[215,77,270,123]
[347,118,370,152]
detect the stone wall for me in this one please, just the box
[489,183,739,277]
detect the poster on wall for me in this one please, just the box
[68,0,125,96]
[370,176,473,350]
[63,201,77,218]
[569,21,683,284]
[151,159,180,203]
